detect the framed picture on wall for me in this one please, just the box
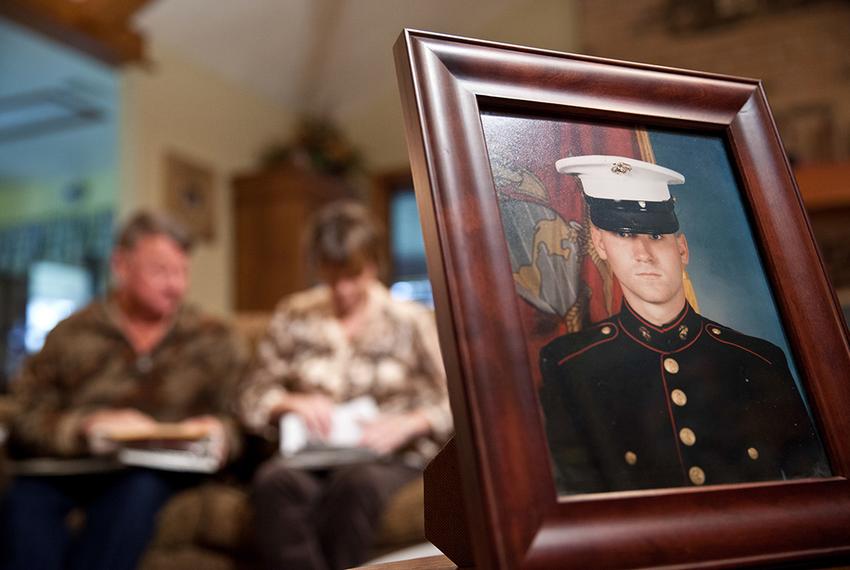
[395,30,850,569]
[163,151,216,242]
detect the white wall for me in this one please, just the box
[337,0,581,172]
[118,3,580,314]
[120,42,295,316]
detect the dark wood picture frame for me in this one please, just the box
[394,29,850,569]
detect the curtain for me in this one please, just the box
[0,210,113,391]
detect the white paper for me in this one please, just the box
[117,447,219,473]
[280,396,379,456]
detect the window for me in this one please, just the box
[25,261,92,352]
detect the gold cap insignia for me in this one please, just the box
[611,162,632,175]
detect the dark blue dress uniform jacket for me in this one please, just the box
[539,301,828,495]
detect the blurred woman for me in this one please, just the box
[239,200,451,570]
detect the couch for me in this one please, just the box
[139,475,424,570]
[0,312,426,569]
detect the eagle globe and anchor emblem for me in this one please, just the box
[490,157,588,324]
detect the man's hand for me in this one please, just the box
[272,393,335,439]
[81,408,157,455]
[359,411,431,455]
[180,415,228,467]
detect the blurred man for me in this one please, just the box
[540,155,828,495]
[1,212,245,570]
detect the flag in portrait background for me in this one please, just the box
[481,113,658,387]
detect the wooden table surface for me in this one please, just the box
[350,553,850,569]
[351,554,462,569]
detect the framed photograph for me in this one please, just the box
[163,152,216,242]
[395,30,850,568]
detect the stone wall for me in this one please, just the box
[576,0,850,164]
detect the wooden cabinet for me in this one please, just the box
[795,161,850,298]
[232,165,352,311]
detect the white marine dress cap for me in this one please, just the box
[555,155,686,234]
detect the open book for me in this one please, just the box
[109,423,220,473]
[279,396,379,469]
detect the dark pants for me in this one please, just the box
[0,468,195,570]
[251,459,420,570]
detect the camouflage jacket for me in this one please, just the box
[9,298,247,460]
[239,283,452,467]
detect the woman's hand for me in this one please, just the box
[359,411,431,455]
[273,393,336,440]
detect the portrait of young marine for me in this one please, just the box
[539,155,829,495]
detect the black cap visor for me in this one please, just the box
[585,196,679,235]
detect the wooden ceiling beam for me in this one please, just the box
[0,0,153,66]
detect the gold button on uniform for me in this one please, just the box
[624,451,637,465]
[663,357,679,374]
[748,447,759,460]
[601,325,612,335]
[689,466,706,485]
[710,326,721,335]
[679,427,696,446]
[671,389,687,407]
